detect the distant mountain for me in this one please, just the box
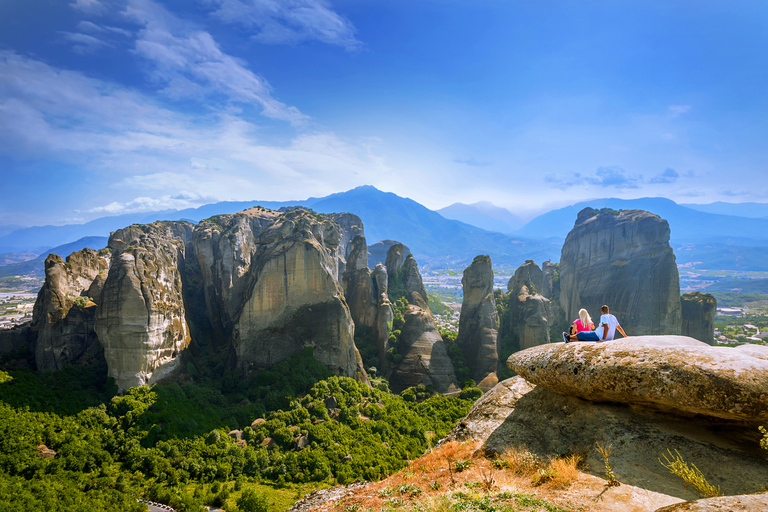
[0,236,108,278]
[437,201,523,234]
[0,187,560,269]
[681,201,768,219]
[515,197,768,243]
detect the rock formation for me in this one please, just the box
[342,235,378,333]
[681,291,717,345]
[23,207,370,391]
[655,493,768,512]
[385,242,408,293]
[95,221,194,390]
[386,246,457,394]
[540,260,558,300]
[32,249,110,370]
[455,255,498,391]
[447,375,768,500]
[367,240,409,269]
[499,260,553,354]
[559,207,682,336]
[507,336,768,421]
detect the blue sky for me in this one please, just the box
[1,0,767,226]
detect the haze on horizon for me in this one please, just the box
[1,0,767,227]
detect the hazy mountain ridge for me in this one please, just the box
[437,201,523,234]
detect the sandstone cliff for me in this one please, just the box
[498,260,553,355]
[559,208,681,336]
[95,221,194,390]
[455,255,498,391]
[33,249,110,371]
[681,291,717,345]
[386,246,457,394]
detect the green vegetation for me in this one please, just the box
[0,350,473,511]
[427,293,452,316]
[659,449,722,498]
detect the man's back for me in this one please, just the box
[599,314,620,341]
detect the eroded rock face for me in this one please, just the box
[95,222,194,390]
[507,336,768,421]
[456,255,498,391]
[386,251,457,394]
[368,240,409,269]
[33,249,110,370]
[342,235,378,333]
[681,292,717,345]
[654,493,768,512]
[560,208,682,336]
[231,209,365,381]
[500,261,553,354]
[454,376,768,501]
[385,243,407,291]
[541,260,558,300]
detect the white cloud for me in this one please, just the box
[0,51,388,217]
[668,105,691,117]
[70,0,107,14]
[124,0,309,125]
[204,0,360,51]
[59,31,113,54]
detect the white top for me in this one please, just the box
[598,313,620,341]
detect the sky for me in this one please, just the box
[1,0,767,226]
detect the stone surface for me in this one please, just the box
[449,376,768,500]
[95,222,194,390]
[654,493,768,511]
[232,210,365,380]
[507,335,768,421]
[33,249,110,371]
[541,260,559,300]
[385,243,407,292]
[681,292,717,345]
[342,235,379,333]
[386,252,457,394]
[456,255,498,391]
[507,259,544,297]
[368,240,409,269]
[499,260,553,354]
[560,207,682,336]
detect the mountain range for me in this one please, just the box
[2,186,768,271]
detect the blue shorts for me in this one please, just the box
[575,331,600,341]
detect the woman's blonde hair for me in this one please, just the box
[578,308,592,328]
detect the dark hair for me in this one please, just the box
[601,305,609,313]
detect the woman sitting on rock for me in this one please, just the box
[567,308,595,340]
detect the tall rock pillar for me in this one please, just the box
[456,255,499,391]
[560,207,682,336]
[681,291,717,345]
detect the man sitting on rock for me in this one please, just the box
[563,305,627,342]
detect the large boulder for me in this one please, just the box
[33,249,110,371]
[507,336,768,422]
[681,292,717,345]
[456,255,499,391]
[450,376,768,500]
[560,208,682,336]
[95,222,194,390]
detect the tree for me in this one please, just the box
[236,489,269,512]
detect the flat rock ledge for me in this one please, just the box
[654,492,768,511]
[507,336,768,422]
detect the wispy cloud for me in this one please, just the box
[0,50,387,217]
[125,0,309,125]
[203,0,360,51]
[649,167,679,184]
[70,0,107,14]
[59,31,113,54]
[667,105,691,118]
[545,166,642,190]
[453,157,491,167]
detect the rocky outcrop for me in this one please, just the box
[367,240,409,269]
[500,260,553,354]
[342,236,378,333]
[386,248,457,394]
[95,222,194,390]
[541,260,558,300]
[449,376,768,500]
[507,336,768,421]
[32,249,110,371]
[228,209,365,380]
[654,493,768,512]
[385,243,408,292]
[560,208,682,336]
[681,292,717,345]
[456,255,498,391]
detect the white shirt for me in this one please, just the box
[598,314,620,341]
